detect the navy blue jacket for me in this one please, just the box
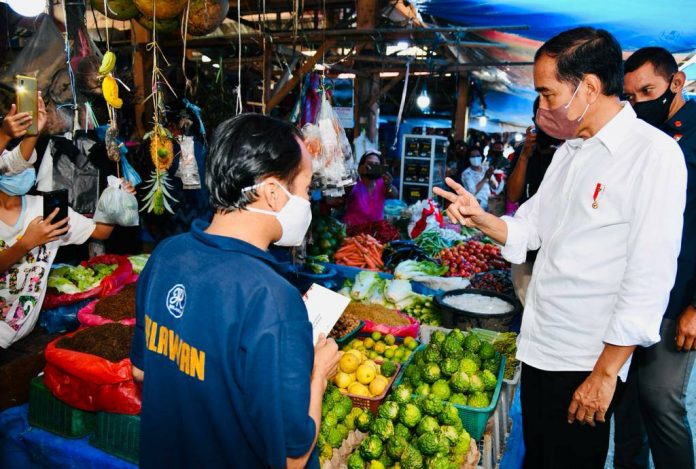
[131,220,318,468]
[662,99,696,319]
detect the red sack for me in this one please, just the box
[359,310,420,338]
[44,254,134,309]
[77,299,136,327]
[43,330,141,414]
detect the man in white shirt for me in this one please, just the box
[435,27,686,469]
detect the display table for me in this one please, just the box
[0,404,136,469]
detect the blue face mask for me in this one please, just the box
[0,168,36,196]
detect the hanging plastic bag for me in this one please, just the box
[175,135,201,190]
[93,176,140,227]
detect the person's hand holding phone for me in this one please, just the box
[20,209,70,250]
[1,104,33,140]
[382,171,393,187]
[36,92,47,134]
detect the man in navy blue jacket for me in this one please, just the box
[616,47,696,469]
[130,114,340,469]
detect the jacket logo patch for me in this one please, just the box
[167,284,187,318]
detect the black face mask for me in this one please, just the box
[363,173,381,180]
[633,79,676,127]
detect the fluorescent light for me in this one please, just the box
[301,50,317,57]
[413,72,430,76]
[337,73,355,79]
[379,72,400,78]
[416,90,430,110]
[478,115,488,127]
[201,55,212,63]
[314,64,326,71]
[212,63,220,69]
[397,41,409,49]
[7,0,45,17]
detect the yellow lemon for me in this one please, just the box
[369,376,388,396]
[348,382,370,397]
[334,371,352,389]
[347,349,364,362]
[374,342,386,355]
[340,353,360,374]
[363,338,375,349]
[363,360,378,371]
[384,334,396,346]
[356,364,376,385]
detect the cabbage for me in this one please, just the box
[384,279,413,304]
[351,271,381,300]
[394,260,448,280]
[47,276,81,294]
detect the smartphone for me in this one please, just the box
[365,164,388,177]
[15,75,38,136]
[43,190,69,223]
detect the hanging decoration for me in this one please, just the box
[142,0,178,215]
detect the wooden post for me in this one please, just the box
[454,73,470,141]
[130,19,152,139]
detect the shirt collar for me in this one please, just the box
[590,102,636,157]
[190,218,283,269]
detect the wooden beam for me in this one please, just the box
[454,74,470,141]
[367,72,404,107]
[130,19,151,139]
[229,0,352,15]
[266,39,335,112]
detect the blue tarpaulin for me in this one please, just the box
[414,0,696,52]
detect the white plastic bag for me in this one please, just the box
[175,136,201,190]
[93,176,139,226]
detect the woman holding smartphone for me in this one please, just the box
[343,150,399,227]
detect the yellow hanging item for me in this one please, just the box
[102,75,123,109]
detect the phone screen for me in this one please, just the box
[15,75,38,136]
[43,190,69,222]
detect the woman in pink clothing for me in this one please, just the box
[344,150,399,227]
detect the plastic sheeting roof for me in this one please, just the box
[414,0,696,52]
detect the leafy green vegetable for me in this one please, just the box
[394,260,448,280]
[128,255,149,274]
[47,263,117,293]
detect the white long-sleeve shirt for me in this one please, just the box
[0,145,37,175]
[502,104,686,380]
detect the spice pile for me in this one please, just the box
[94,284,137,321]
[345,303,410,327]
[56,323,134,362]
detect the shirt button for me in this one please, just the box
[675,120,682,128]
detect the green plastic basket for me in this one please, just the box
[392,348,506,441]
[89,412,140,464]
[27,376,96,438]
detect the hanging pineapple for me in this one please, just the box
[142,123,177,215]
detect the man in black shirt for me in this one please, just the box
[615,46,696,469]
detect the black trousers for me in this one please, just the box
[521,363,625,469]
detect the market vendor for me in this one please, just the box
[435,27,686,469]
[130,114,341,469]
[343,149,398,227]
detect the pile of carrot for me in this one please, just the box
[334,234,385,270]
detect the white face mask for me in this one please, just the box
[244,181,312,247]
[469,157,483,167]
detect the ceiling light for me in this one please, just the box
[201,55,212,63]
[478,115,488,127]
[416,90,431,110]
[337,73,356,79]
[212,63,220,69]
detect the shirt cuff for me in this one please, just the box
[603,314,661,348]
[500,215,528,265]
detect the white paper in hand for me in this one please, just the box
[302,283,351,345]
